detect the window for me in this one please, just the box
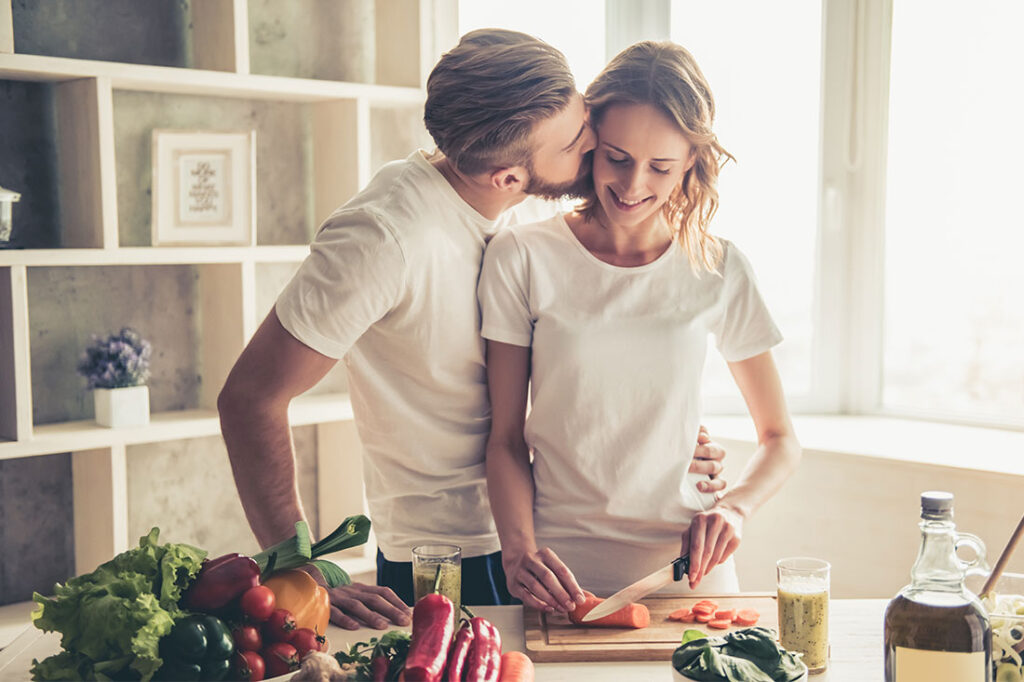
[458,1,606,88]
[882,0,1024,426]
[671,1,822,407]
[456,1,1024,429]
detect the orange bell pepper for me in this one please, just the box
[262,568,331,635]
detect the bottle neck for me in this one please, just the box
[909,518,964,590]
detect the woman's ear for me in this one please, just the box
[489,166,528,193]
[683,147,698,173]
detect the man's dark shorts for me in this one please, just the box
[376,549,514,606]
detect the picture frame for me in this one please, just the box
[151,130,256,246]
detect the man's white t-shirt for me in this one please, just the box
[477,215,782,595]
[275,150,554,561]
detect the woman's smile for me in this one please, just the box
[607,187,654,212]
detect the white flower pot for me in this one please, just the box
[93,385,150,428]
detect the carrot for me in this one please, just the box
[734,608,760,626]
[568,591,650,629]
[691,603,716,616]
[694,612,715,623]
[678,612,698,623]
[714,609,736,621]
[497,651,535,682]
[668,608,691,621]
[708,618,734,629]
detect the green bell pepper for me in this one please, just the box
[156,614,235,681]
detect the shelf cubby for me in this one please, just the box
[0,0,442,604]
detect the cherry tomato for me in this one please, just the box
[239,585,277,622]
[263,608,297,643]
[232,624,262,653]
[290,627,325,658]
[263,641,300,678]
[230,650,265,681]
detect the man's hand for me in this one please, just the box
[681,504,744,589]
[502,547,587,614]
[325,583,411,630]
[689,425,727,494]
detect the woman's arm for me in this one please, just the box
[684,350,802,587]
[485,340,586,612]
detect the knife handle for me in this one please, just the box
[673,556,689,581]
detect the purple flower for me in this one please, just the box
[77,327,152,389]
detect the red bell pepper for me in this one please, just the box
[444,620,475,682]
[403,593,455,682]
[183,553,261,611]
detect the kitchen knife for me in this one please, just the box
[580,556,689,622]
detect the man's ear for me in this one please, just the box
[489,166,529,193]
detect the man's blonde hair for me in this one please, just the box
[424,29,576,176]
[577,41,734,272]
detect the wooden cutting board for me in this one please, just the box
[524,592,778,662]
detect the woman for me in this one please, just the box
[477,40,801,613]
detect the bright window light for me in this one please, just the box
[883,0,1024,425]
[671,1,822,407]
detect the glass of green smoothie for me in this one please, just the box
[412,544,461,623]
[777,557,830,674]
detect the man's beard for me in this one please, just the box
[523,151,594,201]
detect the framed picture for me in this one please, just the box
[151,130,256,246]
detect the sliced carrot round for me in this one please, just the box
[734,608,760,626]
[691,604,715,616]
[694,612,716,623]
[668,607,691,621]
[714,609,736,621]
[708,618,734,629]
[679,612,698,623]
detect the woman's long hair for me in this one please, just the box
[576,41,734,272]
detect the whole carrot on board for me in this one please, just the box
[567,591,650,629]
[497,651,535,682]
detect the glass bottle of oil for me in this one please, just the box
[884,491,991,682]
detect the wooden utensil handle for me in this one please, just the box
[981,514,1024,597]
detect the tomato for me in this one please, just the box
[263,608,297,643]
[263,642,300,678]
[290,627,325,658]
[231,650,265,681]
[240,585,277,623]
[233,624,262,653]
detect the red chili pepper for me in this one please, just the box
[484,620,502,682]
[403,593,455,682]
[444,620,475,682]
[183,553,261,611]
[370,654,389,682]
[464,617,500,682]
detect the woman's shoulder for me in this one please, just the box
[494,213,570,250]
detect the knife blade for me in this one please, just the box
[580,555,689,622]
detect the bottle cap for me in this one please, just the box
[921,491,954,520]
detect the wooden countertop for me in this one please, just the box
[0,599,887,681]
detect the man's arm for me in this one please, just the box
[218,308,411,630]
[218,308,335,547]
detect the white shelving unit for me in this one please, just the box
[0,0,448,584]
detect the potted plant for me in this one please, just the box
[77,327,152,428]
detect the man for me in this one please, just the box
[218,29,727,630]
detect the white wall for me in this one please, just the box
[721,437,1024,598]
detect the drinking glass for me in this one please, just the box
[777,557,830,674]
[412,544,461,623]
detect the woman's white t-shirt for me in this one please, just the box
[477,215,782,595]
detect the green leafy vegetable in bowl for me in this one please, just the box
[29,528,207,681]
[672,627,807,682]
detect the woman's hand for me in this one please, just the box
[503,547,587,613]
[689,425,727,494]
[681,504,745,589]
